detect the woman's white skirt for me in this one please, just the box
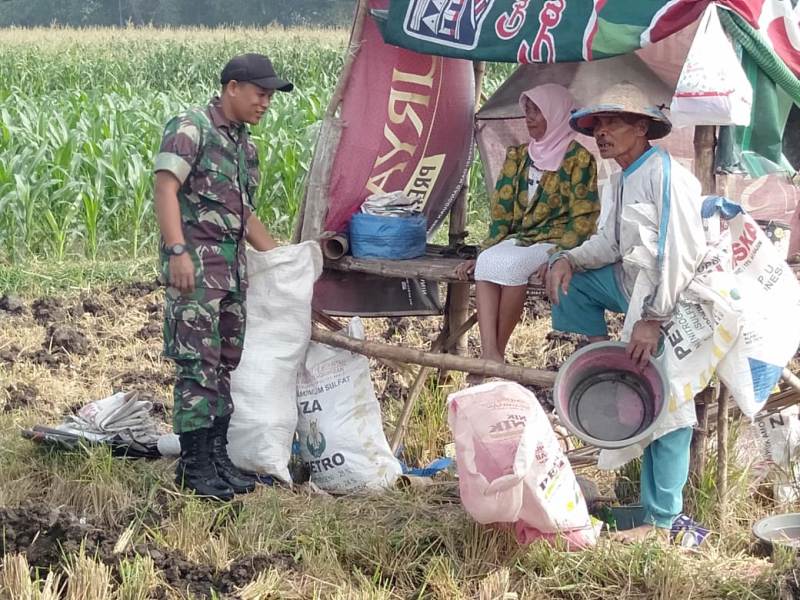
[474,238,556,286]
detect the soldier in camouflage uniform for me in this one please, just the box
[153,54,292,500]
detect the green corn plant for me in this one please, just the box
[0,28,354,262]
[12,173,36,256]
[80,167,106,261]
[43,183,80,261]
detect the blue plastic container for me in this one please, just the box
[349,213,427,260]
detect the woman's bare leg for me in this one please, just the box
[475,281,503,362]
[496,284,527,356]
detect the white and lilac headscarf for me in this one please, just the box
[518,83,578,171]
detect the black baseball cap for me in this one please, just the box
[220,53,294,92]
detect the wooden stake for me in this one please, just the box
[689,386,713,484]
[440,60,487,374]
[293,0,370,243]
[690,125,717,488]
[390,313,478,454]
[444,182,471,359]
[716,384,730,526]
[692,126,717,194]
[310,325,556,388]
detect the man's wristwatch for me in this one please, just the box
[165,243,187,256]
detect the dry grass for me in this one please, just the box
[0,280,798,598]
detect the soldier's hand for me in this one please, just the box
[169,254,195,294]
[547,257,573,305]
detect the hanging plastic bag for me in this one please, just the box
[669,5,753,127]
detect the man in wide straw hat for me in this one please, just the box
[546,82,708,543]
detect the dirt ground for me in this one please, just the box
[0,282,581,597]
[0,282,798,598]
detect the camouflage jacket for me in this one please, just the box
[154,96,259,291]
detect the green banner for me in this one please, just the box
[717,9,800,176]
[380,0,708,63]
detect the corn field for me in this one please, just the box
[0,27,515,264]
[0,27,346,262]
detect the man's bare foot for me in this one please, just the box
[611,524,670,544]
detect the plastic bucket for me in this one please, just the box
[753,513,800,549]
[553,341,669,449]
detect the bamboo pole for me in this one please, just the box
[689,386,713,484]
[441,61,486,365]
[390,313,478,454]
[299,119,344,242]
[310,325,557,387]
[293,0,370,243]
[311,309,410,375]
[689,125,717,486]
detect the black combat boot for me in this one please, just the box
[209,416,257,494]
[175,428,234,501]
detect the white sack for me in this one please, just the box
[227,241,323,482]
[737,406,800,503]
[296,317,402,493]
[715,211,800,417]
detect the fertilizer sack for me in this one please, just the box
[714,203,800,418]
[613,198,800,471]
[296,317,402,493]
[226,242,323,483]
[738,406,800,504]
[448,381,598,549]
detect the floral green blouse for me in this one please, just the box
[483,140,600,251]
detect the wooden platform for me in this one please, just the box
[326,253,800,285]
[325,254,466,283]
[324,251,546,290]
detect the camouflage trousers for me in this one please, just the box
[163,287,246,433]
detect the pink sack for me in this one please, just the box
[447,381,598,549]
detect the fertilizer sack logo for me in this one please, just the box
[404,0,497,50]
[305,420,326,459]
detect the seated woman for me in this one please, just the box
[456,83,601,377]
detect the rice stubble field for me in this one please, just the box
[0,26,798,599]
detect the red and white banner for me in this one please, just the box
[315,0,476,316]
[324,0,475,234]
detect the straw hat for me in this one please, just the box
[569,82,672,140]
